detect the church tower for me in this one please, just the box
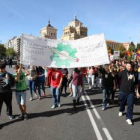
[40,20,57,39]
[61,16,88,40]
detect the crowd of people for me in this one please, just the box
[0,58,140,125]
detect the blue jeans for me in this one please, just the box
[37,79,45,97]
[119,92,135,120]
[82,77,86,91]
[15,91,26,105]
[28,80,36,98]
[50,87,60,106]
[102,87,112,107]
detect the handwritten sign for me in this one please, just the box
[20,33,109,68]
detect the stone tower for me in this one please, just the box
[40,20,57,39]
[61,16,88,40]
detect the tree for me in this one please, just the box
[6,48,17,57]
[0,44,6,58]
[114,44,126,58]
[107,46,113,54]
[128,42,135,52]
[137,43,140,50]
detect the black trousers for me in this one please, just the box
[0,90,13,116]
[61,78,68,94]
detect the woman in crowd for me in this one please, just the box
[81,67,87,93]
[87,66,95,89]
[71,68,83,112]
[27,65,37,101]
[36,66,46,100]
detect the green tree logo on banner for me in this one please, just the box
[50,43,78,67]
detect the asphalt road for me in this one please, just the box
[0,66,140,140]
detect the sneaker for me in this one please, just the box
[58,103,61,107]
[34,93,38,97]
[29,98,33,101]
[102,106,106,111]
[43,93,46,96]
[126,119,132,125]
[69,94,72,97]
[51,105,56,109]
[8,115,14,120]
[118,112,123,117]
[106,103,110,107]
[18,114,24,120]
[38,97,41,100]
[24,114,28,120]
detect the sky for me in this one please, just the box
[0,0,140,44]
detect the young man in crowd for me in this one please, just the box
[0,64,14,120]
[99,65,116,111]
[14,64,28,120]
[118,62,140,125]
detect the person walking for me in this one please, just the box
[88,67,95,89]
[67,68,74,97]
[99,65,116,111]
[0,64,14,120]
[14,64,28,120]
[36,66,46,99]
[50,68,63,108]
[71,68,83,112]
[9,58,13,68]
[118,62,140,125]
[26,65,37,101]
[61,68,68,94]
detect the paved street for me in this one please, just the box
[0,66,140,140]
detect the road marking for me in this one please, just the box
[82,95,103,140]
[84,92,113,140]
[103,128,113,140]
[85,94,101,120]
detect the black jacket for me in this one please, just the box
[0,71,14,92]
[100,68,114,88]
[118,70,138,94]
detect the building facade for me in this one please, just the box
[61,16,88,40]
[6,36,20,54]
[40,20,57,39]
[106,40,124,50]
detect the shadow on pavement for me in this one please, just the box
[0,118,23,129]
[28,105,86,119]
[133,112,140,122]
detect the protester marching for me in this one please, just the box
[1,33,140,133]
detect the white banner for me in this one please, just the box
[20,33,109,68]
